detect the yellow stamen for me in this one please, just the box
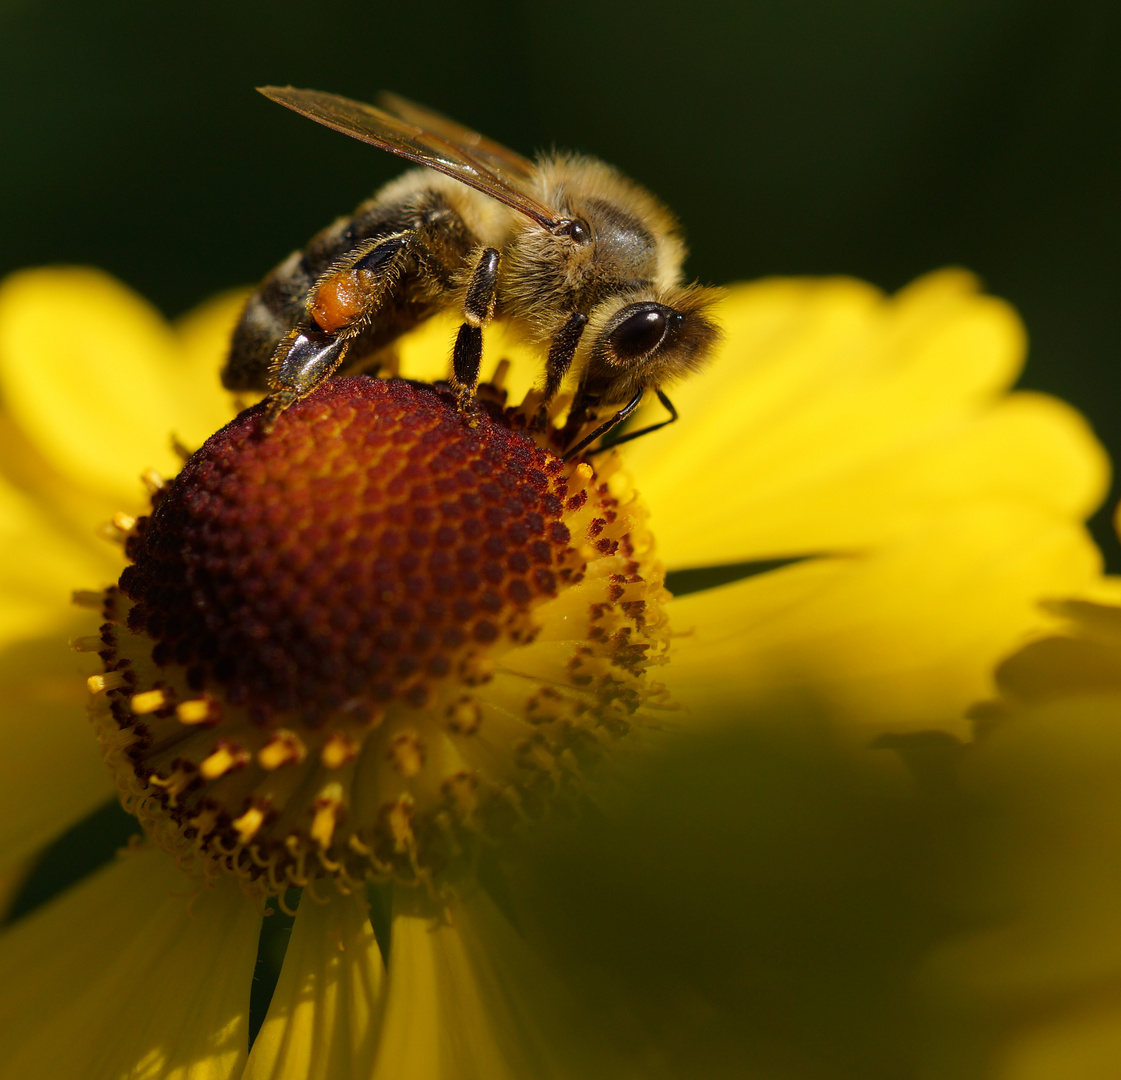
[321,732,358,769]
[87,671,128,694]
[176,698,214,725]
[130,689,167,714]
[258,730,307,770]
[459,651,496,686]
[445,697,482,734]
[233,805,268,845]
[71,589,104,609]
[69,635,103,653]
[387,731,425,777]
[199,741,250,780]
[310,783,344,849]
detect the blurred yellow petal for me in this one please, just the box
[0,629,115,870]
[0,848,260,1080]
[920,592,1121,1079]
[994,999,1121,1080]
[921,693,1121,1080]
[0,474,117,642]
[626,271,1089,568]
[245,892,385,1080]
[169,288,247,451]
[666,504,1101,736]
[0,268,209,503]
[989,632,1121,708]
[0,856,33,924]
[370,889,567,1080]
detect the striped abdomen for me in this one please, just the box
[221,187,475,392]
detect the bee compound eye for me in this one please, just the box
[558,219,591,244]
[609,307,668,361]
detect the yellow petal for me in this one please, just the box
[0,847,261,1080]
[624,272,1095,568]
[665,504,1102,737]
[0,473,117,643]
[926,694,1121,1012]
[0,627,116,871]
[0,855,33,924]
[396,311,542,404]
[0,268,208,503]
[169,288,247,452]
[370,887,567,1080]
[245,891,385,1080]
[654,390,1105,570]
[995,1001,1121,1080]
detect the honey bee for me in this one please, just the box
[222,87,721,457]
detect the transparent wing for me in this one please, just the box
[377,91,538,184]
[258,86,557,228]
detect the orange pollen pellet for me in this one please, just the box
[310,270,368,332]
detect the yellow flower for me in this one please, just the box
[923,570,1121,1080]
[0,264,1107,1079]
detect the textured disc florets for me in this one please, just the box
[120,378,581,722]
[88,375,671,898]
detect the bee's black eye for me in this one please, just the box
[610,307,668,361]
[557,219,591,244]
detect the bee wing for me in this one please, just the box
[376,91,538,185]
[258,86,558,229]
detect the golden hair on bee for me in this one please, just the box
[222,87,721,456]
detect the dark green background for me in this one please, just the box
[2,0,1117,566]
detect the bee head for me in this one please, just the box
[579,284,723,405]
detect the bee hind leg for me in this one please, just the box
[263,327,352,429]
[262,229,415,427]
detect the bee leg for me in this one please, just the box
[451,248,501,411]
[264,327,351,428]
[587,388,679,455]
[533,313,589,431]
[562,388,645,461]
[263,231,415,426]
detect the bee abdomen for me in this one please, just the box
[222,251,313,391]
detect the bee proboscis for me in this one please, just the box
[222,87,721,457]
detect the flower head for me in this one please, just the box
[0,264,1109,1078]
[95,371,669,899]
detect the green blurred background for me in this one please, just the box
[2,0,1117,566]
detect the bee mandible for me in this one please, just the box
[221,87,721,457]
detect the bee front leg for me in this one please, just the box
[562,388,679,461]
[533,312,589,430]
[451,247,500,410]
[562,388,640,461]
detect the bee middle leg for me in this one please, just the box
[450,247,501,408]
